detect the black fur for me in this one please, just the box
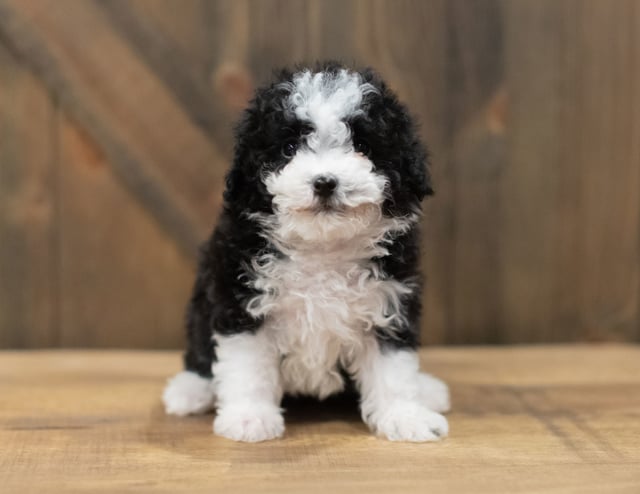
[183,61,432,380]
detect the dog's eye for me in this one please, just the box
[354,139,371,156]
[282,140,298,159]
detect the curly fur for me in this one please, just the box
[162,62,450,443]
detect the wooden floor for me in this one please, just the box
[1,346,639,493]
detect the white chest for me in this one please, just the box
[246,251,410,398]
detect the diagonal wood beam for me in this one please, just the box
[0,0,203,262]
[96,0,235,158]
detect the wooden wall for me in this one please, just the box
[0,0,638,348]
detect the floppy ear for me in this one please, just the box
[223,142,272,214]
[222,158,246,205]
[223,138,265,214]
[405,142,433,201]
[362,66,434,203]
[223,96,272,213]
[223,78,291,214]
[223,114,255,207]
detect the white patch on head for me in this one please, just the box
[280,68,377,150]
[162,371,215,416]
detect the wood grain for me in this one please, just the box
[448,0,505,344]
[502,0,640,342]
[0,345,639,493]
[57,116,194,348]
[97,0,236,157]
[0,0,207,259]
[248,0,312,83]
[0,42,58,347]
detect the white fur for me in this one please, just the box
[353,341,449,441]
[213,402,284,443]
[279,69,377,150]
[212,332,284,442]
[418,372,451,414]
[207,328,450,442]
[245,208,416,399]
[264,149,389,244]
[162,371,215,416]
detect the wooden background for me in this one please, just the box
[0,0,638,348]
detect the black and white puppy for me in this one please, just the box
[163,62,450,442]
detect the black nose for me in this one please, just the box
[312,175,338,198]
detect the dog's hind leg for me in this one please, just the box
[417,372,451,414]
[163,371,216,416]
[163,268,217,416]
[162,317,216,416]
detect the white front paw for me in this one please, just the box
[213,403,285,442]
[417,373,451,413]
[372,401,449,442]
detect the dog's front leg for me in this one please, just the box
[354,339,449,442]
[212,330,284,442]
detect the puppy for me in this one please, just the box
[163,62,450,442]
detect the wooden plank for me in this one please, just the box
[248,0,312,83]
[353,0,452,345]
[56,115,195,348]
[0,345,639,492]
[447,0,506,344]
[113,0,214,67]
[502,0,640,342]
[563,0,640,342]
[306,0,357,62]
[502,1,576,342]
[0,42,58,348]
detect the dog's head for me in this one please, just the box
[225,62,432,246]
